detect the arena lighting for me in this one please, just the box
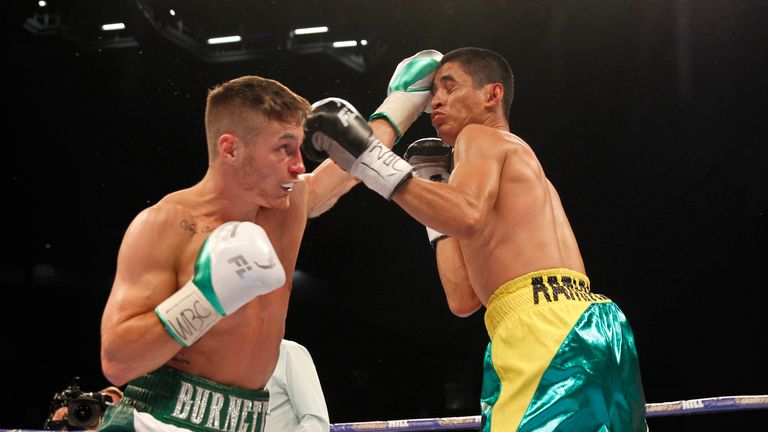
[38,0,47,7]
[333,41,357,48]
[101,22,126,31]
[332,39,367,48]
[292,26,328,35]
[207,35,242,45]
[332,40,356,48]
[22,0,374,70]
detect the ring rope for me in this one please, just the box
[329,394,768,431]
[1,395,765,432]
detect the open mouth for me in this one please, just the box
[281,183,294,192]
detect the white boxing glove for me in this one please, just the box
[370,50,443,141]
[155,221,285,346]
[403,138,453,248]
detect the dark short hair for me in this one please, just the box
[441,47,514,118]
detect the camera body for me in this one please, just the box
[45,378,111,430]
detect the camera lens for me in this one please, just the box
[68,400,101,428]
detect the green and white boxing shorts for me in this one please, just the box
[100,365,269,432]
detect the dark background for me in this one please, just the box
[4,0,767,430]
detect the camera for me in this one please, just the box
[44,377,113,430]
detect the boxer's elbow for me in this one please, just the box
[452,202,485,239]
[453,220,480,239]
[101,355,131,387]
[101,342,138,386]
[447,294,482,318]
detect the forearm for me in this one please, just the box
[306,159,360,218]
[303,50,443,203]
[101,312,182,386]
[370,118,398,149]
[436,238,482,317]
[392,178,480,239]
[304,110,400,217]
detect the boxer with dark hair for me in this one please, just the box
[304,47,647,432]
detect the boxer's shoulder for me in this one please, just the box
[141,200,194,228]
[126,200,203,255]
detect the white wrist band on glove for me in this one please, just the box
[155,281,223,347]
[349,140,413,199]
[370,92,426,142]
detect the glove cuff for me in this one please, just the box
[349,139,413,200]
[368,112,401,141]
[369,92,426,142]
[426,226,448,249]
[155,281,223,347]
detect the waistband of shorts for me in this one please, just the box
[485,268,610,338]
[122,365,268,431]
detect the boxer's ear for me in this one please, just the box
[484,83,504,109]
[219,133,237,160]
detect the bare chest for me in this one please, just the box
[170,214,300,387]
[176,212,305,286]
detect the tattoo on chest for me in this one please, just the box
[180,219,197,234]
[180,219,214,234]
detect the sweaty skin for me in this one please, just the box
[100,116,372,390]
[392,61,584,316]
[384,52,645,432]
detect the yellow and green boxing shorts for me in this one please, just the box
[99,365,269,431]
[480,269,646,432]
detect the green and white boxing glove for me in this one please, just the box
[155,221,285,346]
[370,49,443,141]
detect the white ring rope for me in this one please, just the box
[2,394,765,432]
[328,395,768,431]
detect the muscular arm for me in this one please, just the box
[435,238,482,317]
[100,206,188,386]
[302,159,358,218]
[303,119,397,218]
[392,125,503,239]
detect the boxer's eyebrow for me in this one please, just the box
[439,74,456,85]
[433,74,456,93]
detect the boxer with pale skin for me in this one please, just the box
[98,55,439,431]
